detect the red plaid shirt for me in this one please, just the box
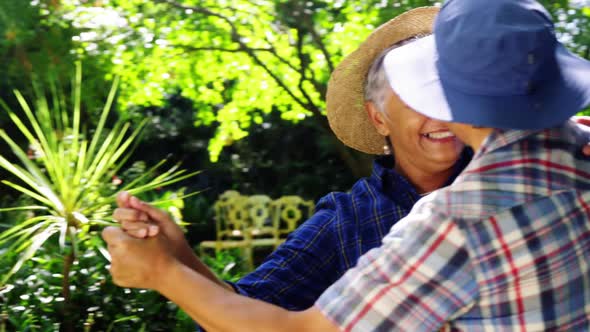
[317,121,590,331]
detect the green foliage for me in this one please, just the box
[0,240,245,330]
[0,64,200,285]
[59,0,409,170]
[216,108,359,198]
[0,1,75,93]
[539,0,590,113]
[542,1,590,59]
[0,64,202,330]
[202,249,248,282]
[0,0,115,128]
[0,235,195,331]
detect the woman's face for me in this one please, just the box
[381,89,465,174]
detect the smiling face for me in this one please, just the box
[368,88,464,176]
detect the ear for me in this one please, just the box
[365,102,390,136]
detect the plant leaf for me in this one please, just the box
[1,225,59,286]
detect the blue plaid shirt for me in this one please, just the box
[228,152,470,310]
[318,121,590,331]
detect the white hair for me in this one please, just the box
[364,34,430,115]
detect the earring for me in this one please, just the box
[383,144,391,155]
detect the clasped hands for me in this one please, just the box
[102,191,192,290]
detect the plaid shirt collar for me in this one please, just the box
[474,128,544,160]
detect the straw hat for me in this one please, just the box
[326,6,439,154]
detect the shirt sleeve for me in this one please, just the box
[316,197,478,332]
[229,205,342,310]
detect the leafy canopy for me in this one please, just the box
[39,0,590,161]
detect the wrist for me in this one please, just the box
[175,242,197,266]
[153,255,184,293]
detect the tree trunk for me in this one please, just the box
[1,311,7,332]
[60,247,75,332]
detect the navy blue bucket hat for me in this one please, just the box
[384,0,590,129]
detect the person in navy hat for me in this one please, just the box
[101,0,590,330]
[317,0,590,330]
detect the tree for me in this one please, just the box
[0,0,118,129]
[24,0,590,173]
[57,0,437,176]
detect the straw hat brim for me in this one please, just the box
[326,6,439,155]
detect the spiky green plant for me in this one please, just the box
[0,64,200,328]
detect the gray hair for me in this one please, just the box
[364,34,430,115]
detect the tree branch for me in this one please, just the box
[304,16,334,74]
[156,0,322,122]
[175,45,272,53]
[156,0,228,22]
[263,35,301,73]
[307,68,327,102]
[239,40,323,118]
[294,28,325,121]
[174,39,302,74]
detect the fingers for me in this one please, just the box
[116,191,131,208]
[128,196,173,225]
[584,144,590,157]
[116,193,172,225]
[113,193,173,240]
[102,226,125,245]
[113,206,159,238]
[121,220,149,238]
[147,224,159,237]
[113,207,150,223]
[121,220,160,238]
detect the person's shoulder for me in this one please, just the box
[316,176,385,211]
[412,182,487,225]
[383,190,455,246]
[530,121,590,148]
[412,188,452,215]
[310,178,388,231]
[512,122,590,169]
